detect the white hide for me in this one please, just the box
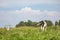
[44,21,47,27]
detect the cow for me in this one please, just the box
[37,20,47,31]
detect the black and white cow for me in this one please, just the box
[37,21,47,31]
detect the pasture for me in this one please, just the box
[0,26,60,40]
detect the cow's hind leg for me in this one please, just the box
[41,26,45,31]
[45,27,47,31]
[41,26,43,31]
[42,27,45,31]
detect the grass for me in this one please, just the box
[0,26,60,40]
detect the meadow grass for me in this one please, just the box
[0,26,60,40]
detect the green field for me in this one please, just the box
[0,26,60,40]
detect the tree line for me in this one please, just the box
[16,20,60,27]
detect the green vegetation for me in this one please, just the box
[0,26,60,40]
[16,20,60,27]
[16,20,54,27]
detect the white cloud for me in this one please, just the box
[44,10,60,16]
[0,7,60,17]
[15,7,41,16]
[15,7,60,17]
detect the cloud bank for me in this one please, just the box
[0,7,60,20]
[15,7,60,16]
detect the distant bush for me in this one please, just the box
[16,20,38,27]
[16,20,54,27]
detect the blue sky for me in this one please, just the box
[0,0,60,27]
